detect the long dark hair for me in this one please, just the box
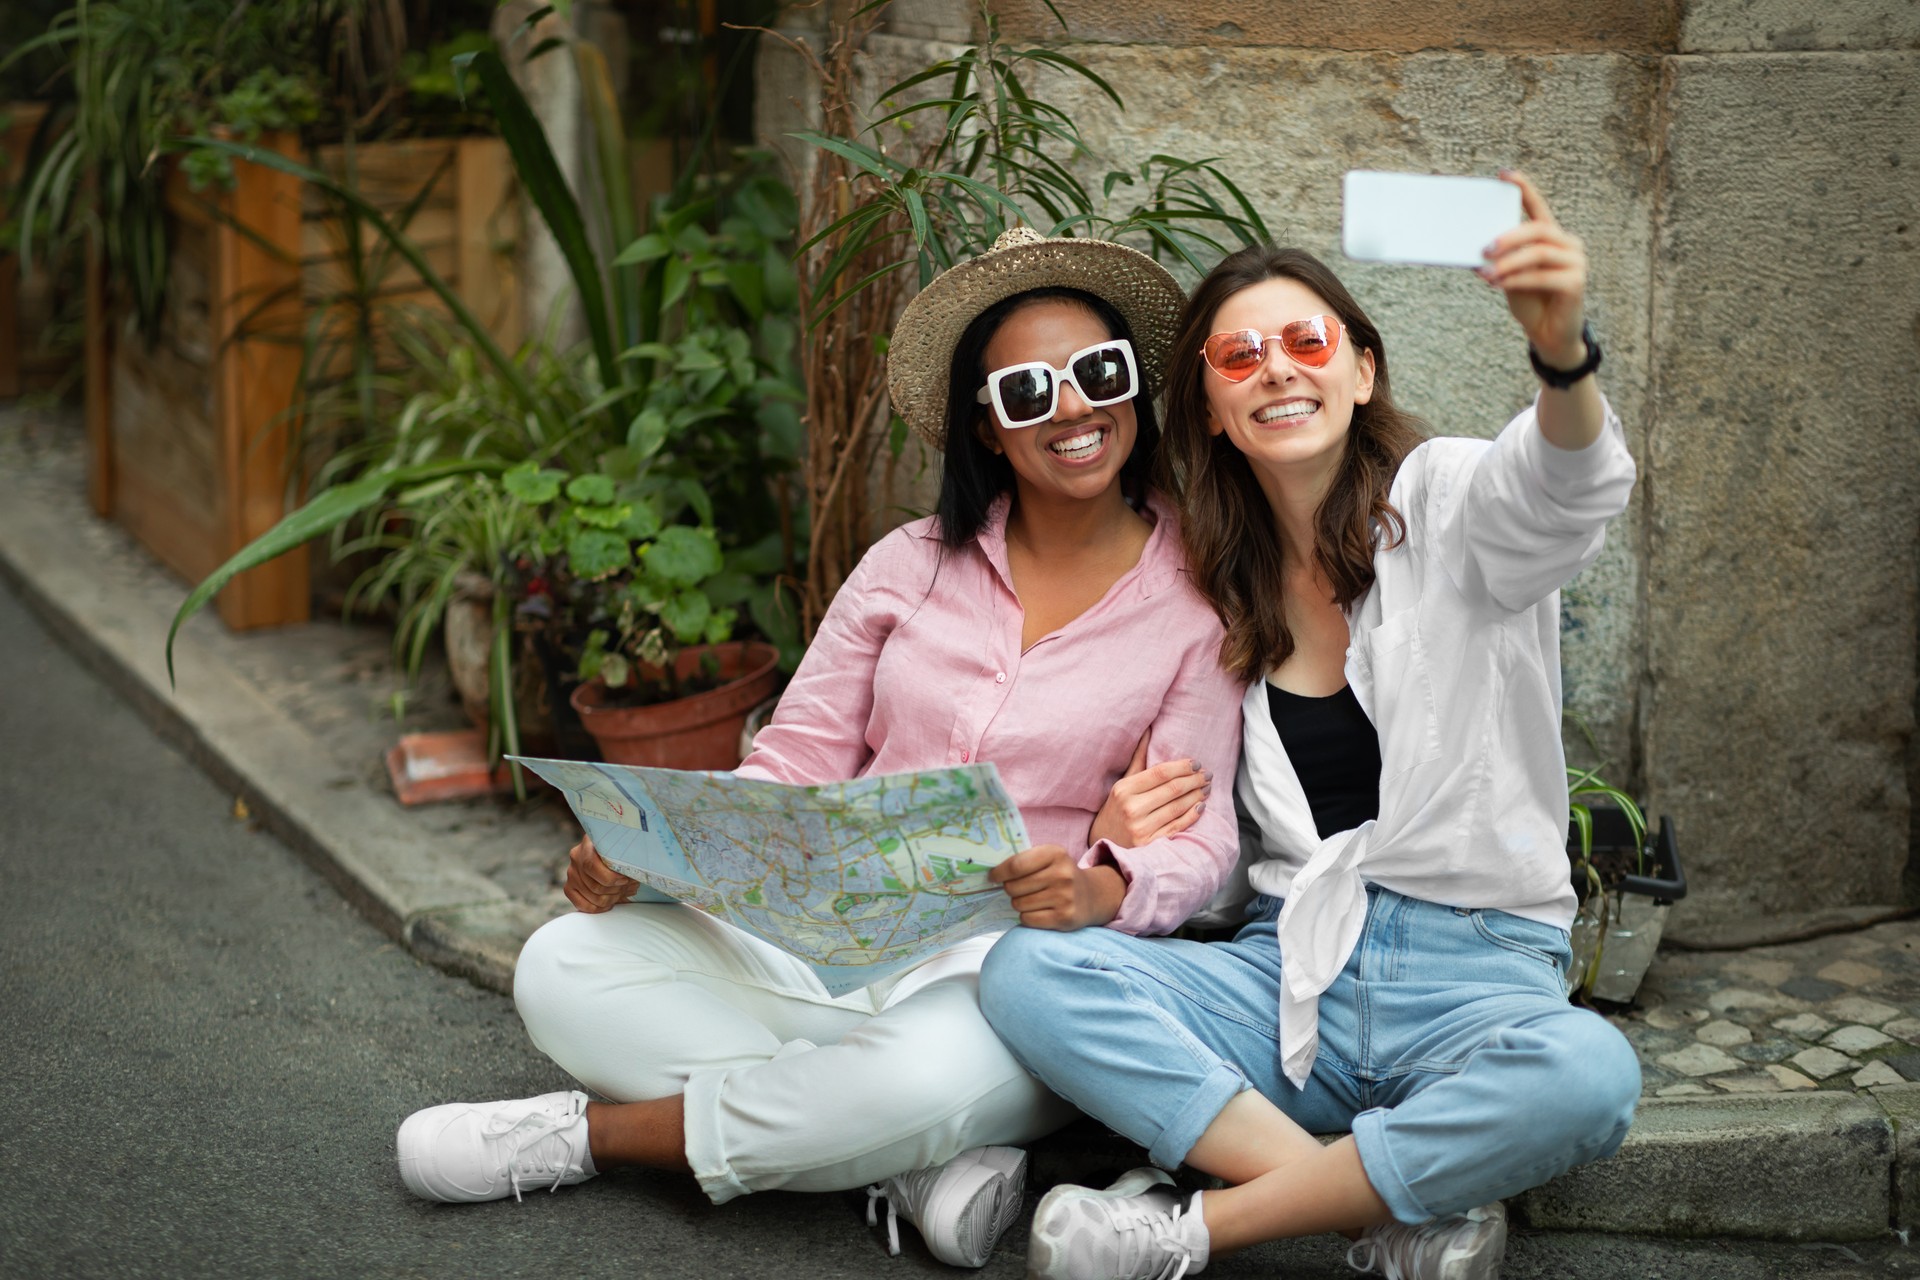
[1157,246,1426,681]
[935,287,1161,548]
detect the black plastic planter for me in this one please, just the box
[1568,808,1686,1002]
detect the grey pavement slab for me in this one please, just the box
[7,402,1920,1244]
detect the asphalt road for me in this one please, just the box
[2,575,1916,1279]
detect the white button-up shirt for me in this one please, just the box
[1232,398,1638,1087]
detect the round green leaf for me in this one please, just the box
[659,589,713,644]
[567,529,632,579]
[565,474,616,505]
[572,501,632,529]
[502,463,564,504]
[622,498,662,541]
[703,606,738,646]
[645,525,723,588]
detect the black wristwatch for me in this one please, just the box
[1529,322,1602,389]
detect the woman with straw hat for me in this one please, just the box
[394,228,1248,1268]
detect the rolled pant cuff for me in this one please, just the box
[1148,1063,1249,1171]
[1351,1107,1428,1225]
[683,1068,750,1205]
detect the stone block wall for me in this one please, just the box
[754,1,1920,935]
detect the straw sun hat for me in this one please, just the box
[886,227,1188,448]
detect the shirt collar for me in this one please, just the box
[976,488,1181,599]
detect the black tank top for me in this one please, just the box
[1265,683,1383,839]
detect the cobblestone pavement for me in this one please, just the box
[1612,922,1920,1097]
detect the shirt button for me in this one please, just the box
[995,671,1006,684]
[961,749,970,762]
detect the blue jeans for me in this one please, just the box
[979,887,1638,1224]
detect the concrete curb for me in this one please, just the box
[1515,1093,1894,1239]
[0,440,1911,1243]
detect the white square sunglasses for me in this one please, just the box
[974,339,1140,429]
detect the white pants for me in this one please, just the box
[512,904,1077,1203]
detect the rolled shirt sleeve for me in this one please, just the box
[1440,393,1637,614]
[732,538,897,786]
[1080,603,1248,936]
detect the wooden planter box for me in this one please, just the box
[84,131,521,630]
[1,101,76,399]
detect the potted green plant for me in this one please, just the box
[1566,767,1687,1004]
[493,461,782,772]
[168,34,804,793]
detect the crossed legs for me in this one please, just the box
[513,903,1076,1203]
[979,890,1638,1253]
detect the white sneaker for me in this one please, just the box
[866,1145,1027,1267]
[1347,1201,1507,1280]
[396,1089,597,1203]
[1027,1167,1209,1280]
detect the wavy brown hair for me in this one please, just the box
[1157,246,1427,681]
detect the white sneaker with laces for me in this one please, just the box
[1347,1201,1508,1280]
[1026,1167,1209,1280]
[866,1145,1028,1268]
[396,1089,597,1203]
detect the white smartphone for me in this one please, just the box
[1342,171,1523,269]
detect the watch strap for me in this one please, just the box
[1529,322,1602,389]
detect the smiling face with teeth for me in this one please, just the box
[1202,277,1377,489]
[976,298,1140,508]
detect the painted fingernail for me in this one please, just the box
[1195,802,1206,816]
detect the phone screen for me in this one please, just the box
[1342,171,1523,269]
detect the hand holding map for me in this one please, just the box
[511,757,1032,995]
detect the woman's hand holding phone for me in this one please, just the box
[1480,170,1588,365]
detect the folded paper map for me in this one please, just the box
[510,757,1031,995]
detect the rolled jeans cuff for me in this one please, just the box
[1149,1062,1250,1171]
[1351,1106,1427,1225]
[683,1066,750,1204]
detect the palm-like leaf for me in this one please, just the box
[165,457,505,683]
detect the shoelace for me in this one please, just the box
[1107,1200,1198,1280]
[1345,1234,1397,1279]
[864,1163,948,1257]
[1345,1210,1486,1280]
[481,1104,582,1203]
[866,1183,905,1256]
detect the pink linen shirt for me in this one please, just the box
[735,491,1247,937]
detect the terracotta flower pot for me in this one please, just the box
[569,642,782,771]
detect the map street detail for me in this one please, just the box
[512,757,1031,995]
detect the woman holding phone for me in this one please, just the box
[982,173,1641,1280]
[393,228,1244,1270]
